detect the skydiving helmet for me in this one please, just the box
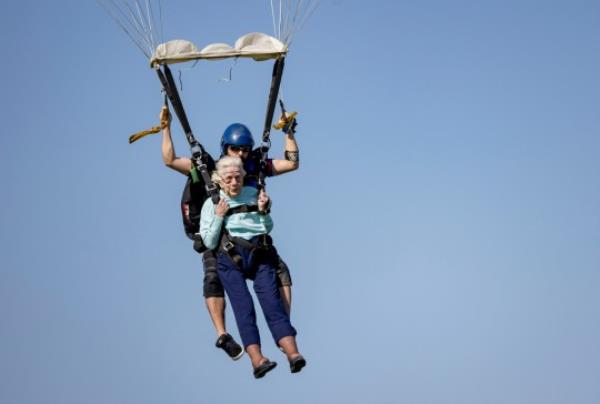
[220,123,254,156]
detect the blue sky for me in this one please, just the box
[1,1,599,403]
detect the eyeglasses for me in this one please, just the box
[229,146,251,153]
[221,174,243,184]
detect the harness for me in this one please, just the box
[217,205,273,268]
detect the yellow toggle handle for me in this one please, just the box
[128,118,170,144]
[273,111,298,130]
[128,126,162,144]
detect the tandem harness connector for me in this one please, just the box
[219,232,274,268]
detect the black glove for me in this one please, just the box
[283,117,297,134]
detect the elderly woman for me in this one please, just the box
[199,156,306,378]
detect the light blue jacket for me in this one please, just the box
[199,186,273,250]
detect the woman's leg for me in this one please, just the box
[253,259,306,372]
[245,344,269,368]
[218,255,275,371]
[217,256,261,350]
[252,258,297,347]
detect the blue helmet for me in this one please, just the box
[221,123,254,155]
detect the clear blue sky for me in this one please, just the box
[1,1,599,403]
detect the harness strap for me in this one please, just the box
[225,205,259,216]
[219,232,273,269]
[259,57,286,189]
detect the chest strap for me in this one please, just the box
[225,205,259,216]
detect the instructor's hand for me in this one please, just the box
[159,106,171,128]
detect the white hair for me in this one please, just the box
[211,156,246,184]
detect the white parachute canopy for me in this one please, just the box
[150,32,288,67]
[99,0,319,64]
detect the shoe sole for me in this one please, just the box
[231,349,244,361]
[254,361,277,379]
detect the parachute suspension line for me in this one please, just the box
[131,1,149,45]
[121,0,155,54]
[285,0,295,40]
[98,0,164,59]
[270,0,277,39]
[135,0,161,51]
[278,0,283,41]
[284,0,301,45]
[293,0,320,46]
[144,0,161,49]
[269,0,320,46]
[105,1,147,54]
[98,0,152,58]
[157,0,164,47]
[278,0,287,43]
[138,1,154,51]
[283,0,295,43]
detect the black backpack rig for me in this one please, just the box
[180,152,216,253]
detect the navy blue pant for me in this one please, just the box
[217,240,296,349]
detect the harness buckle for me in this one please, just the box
[223,241,235,252]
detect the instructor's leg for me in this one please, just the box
[204,297,226,336]
[203,251,243,360]
[276,258,293,317]
[203,251,227,336]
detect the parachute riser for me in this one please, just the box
[259,56,286,189]
[156,67,198,146]
[156,65,220,204]
[262,57,286,143]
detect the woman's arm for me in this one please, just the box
[199,197,228,250]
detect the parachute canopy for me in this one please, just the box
[150,32,287,67]
[99,0,319,65]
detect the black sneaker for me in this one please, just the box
[215,333,244,360]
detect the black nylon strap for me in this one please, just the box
[219,232,273,269]
[225,205,259,216]
[259,57,286,189]
[262,57,286,143]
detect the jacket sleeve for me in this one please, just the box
[199,198,224,250]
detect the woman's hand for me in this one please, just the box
[258,189,270,213]
[215,198,229,217]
